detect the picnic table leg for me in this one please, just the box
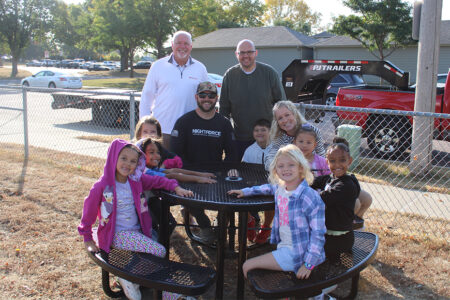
[228,212,236,251]
[215,210,227,300]
[237,211,248,300]
[101,269,124,298]
[159,197,170,259]
[348,273,360,299]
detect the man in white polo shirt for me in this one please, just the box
[139,30,208,149]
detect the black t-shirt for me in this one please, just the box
[311,174,360,231]
[170,110,238,164]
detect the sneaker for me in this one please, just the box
[247,216,256,242]
[255,225,271,244]
[118,277,141,300]
[322,284,337,294]
[353,215,364,230]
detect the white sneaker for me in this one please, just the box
[322,284,337,294]
[118,277,141,300]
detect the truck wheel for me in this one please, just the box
[325,93,337,106]
[101,102,120,127]
[367,115,411,159]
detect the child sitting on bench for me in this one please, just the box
[78,139,193,300]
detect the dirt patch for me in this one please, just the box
[0,144,448,299]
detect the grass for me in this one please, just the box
[353,158,450,194]
[0,66,32,79]
[0,143,448,299]
[82,77,146,90]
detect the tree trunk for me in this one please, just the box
[11,56,19,78]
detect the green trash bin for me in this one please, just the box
[336,124,362,170]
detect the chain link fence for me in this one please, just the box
[0,86,448,239]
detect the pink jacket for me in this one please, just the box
[78,139,178,253]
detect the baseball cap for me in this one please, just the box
[196,81,217,94]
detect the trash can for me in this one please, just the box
[336,124,362,170]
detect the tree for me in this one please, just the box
[263,0,320,33]
[92,0,148,76]
[332,0,413,60]
[0,0,54,77]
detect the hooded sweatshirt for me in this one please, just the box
[78,139,178,253]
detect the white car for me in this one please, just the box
[21,70,82,89]
[208,73,223,96]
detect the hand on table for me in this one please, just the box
[296,265,312,279]
[200,172,216,178]
[84,240,99,253]
[175,186,194,197]
[228,189,244,198]
[196,176,217,184]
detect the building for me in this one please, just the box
[191,21,450,83]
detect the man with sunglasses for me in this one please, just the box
[171,81,237,164]
[220,39,286,159]
[171,81,238,242]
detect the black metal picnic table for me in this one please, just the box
[160,162,274,300]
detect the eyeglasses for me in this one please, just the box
[237,50,256,56]
[198,93,217,99]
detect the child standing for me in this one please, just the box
[310,138,360,261]
[241,119,274,244]
[78,139,192,300]
[229,144,326,280]
[293,125,330,177]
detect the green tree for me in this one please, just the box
[138,0,183,58]
[219,0,265,28]
[332,0,413,60]
[92,0,148,75]
[263,0,320,33]
[0,0,54,77]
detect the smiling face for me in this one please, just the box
[275,106,297,136]
[236,40,257,72]
[144,142,161,168]
[171,33,192,66]
[116,147,139,183]
[275,154,304,189]
[141,123,159,139]
[195,91,218,113]
[253,125,270,147]
[294,132,317,159]
[326,148,352,178]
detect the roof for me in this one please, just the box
[314,20,450,47]
[192,26,317,49]
[313,31,335,39]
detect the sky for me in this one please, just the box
[63,0,450,29]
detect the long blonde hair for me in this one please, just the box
[268,144,314,185]
[269,100,307,141]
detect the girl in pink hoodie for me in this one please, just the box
[78,139,192,300]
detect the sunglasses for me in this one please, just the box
[198,93,217,99]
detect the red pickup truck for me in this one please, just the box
[336,69,449,158]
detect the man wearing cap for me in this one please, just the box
[171,82,238,242]
[220,39,286,159]
[139,30,208,149]
[171,81,238,164]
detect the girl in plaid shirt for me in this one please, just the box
[228,144,326,280]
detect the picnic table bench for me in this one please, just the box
[247,231,378,299]
[86,248,216,299]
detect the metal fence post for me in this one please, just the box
[298,102,306,117]
[129,93,135,140]
[22,86,29,159]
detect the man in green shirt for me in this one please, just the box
[219,39,286,159]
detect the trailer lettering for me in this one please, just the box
[310,65,361,72]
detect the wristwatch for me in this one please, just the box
[304,262,314,270]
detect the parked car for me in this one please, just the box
[25,60,42,67]
[57,59,73,68]
[88,63,112,71]
[324,73,365,106]
[134,61,152,69]
[208,73,223,95]
[21,70,82,89]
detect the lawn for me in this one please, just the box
[0,143,448,299]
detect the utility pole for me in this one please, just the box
[409,0,442,174]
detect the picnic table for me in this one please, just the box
[160,162,273,300]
